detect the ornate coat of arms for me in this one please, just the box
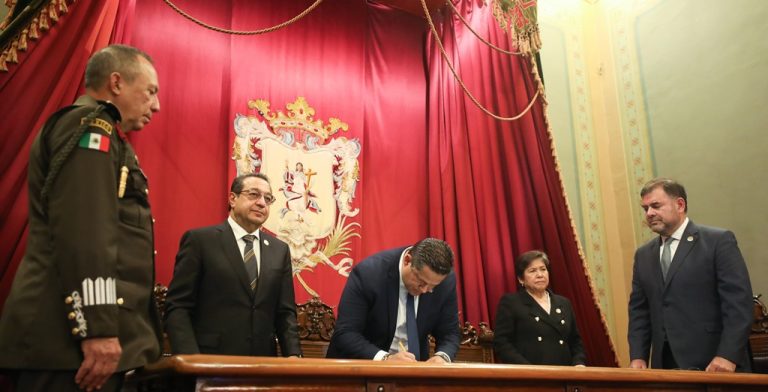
[232,97,361,297]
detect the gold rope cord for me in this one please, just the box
[445,0,523,56]
[162,0,323,35]
[421,0,539,121]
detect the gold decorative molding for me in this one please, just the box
[248,96,349,142]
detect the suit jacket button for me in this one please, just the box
[559,340,564,345]
[116,298,124,305]
[537,336,542,342]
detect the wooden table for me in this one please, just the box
[126,355,768,391]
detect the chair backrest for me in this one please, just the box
[750,294,768,374]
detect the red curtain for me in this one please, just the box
[123,0,435,306]
[426,0,616,365]
[0,0,616,365]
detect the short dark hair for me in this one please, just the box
[230,172,271,194]
[409,238,454,276]
[85,44,154,90]
[515,250,550,279]
[640,177,688,212]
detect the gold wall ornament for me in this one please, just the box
[233,97,360,298]
[248,96,349,143]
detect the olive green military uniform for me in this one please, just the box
[0,95,161,374]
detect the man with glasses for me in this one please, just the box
[164,173,302,357]
[326,238,459,363]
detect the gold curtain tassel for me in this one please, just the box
[8,42,18,63]
[49,2,59,23]
[39,12,49,31]
[29,19,40,39]
[118,166,129,198]
[18,29,28,51]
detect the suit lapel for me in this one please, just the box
[218,222,254,298]
[664,221,699,290]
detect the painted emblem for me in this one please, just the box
[233,97,361,297]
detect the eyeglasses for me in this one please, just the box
[237,189,276,205]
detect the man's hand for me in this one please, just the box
[426,355,447,364]
[387,351,417,362]
[629,359,648,369]
[76,337,122,391]
[705,356,736,372]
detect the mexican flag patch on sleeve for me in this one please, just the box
[78,132,110,152]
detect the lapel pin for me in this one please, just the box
[263,239,269,246]
[687,236,694,242]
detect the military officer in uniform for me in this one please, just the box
[0,45,162,391]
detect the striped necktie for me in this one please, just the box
[242,234,259,290]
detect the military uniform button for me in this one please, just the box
[537,336,542,342]
[117,298,124,305]
[559,340,564,345]
[65,296,73,304]
[72,328,79,335]
[68,312,76,320]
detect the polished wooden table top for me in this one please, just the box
[141,355,768,387]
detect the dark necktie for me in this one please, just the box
[660,237,674,281]
[242,234,259,291]
[406,294,420,359]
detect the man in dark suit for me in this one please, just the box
[164,173,302,357]
[326,238,460,362]
[0,45,162,391]
[628,178,753,372]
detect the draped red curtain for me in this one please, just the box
[426,0,616,366]
[0,0,616,365]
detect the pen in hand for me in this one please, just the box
[398,341,407,353]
